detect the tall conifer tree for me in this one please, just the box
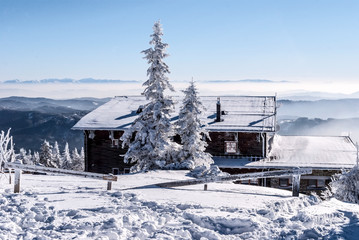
[121,21,177,172]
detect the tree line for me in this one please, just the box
[0,128,84,173]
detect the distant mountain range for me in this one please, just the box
[0,97,109,152]
[203,79,291,83]
[2,78,139,84]
[2,96,359,153]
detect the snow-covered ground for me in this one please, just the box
[1,170,359,239]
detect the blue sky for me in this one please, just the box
[0,0,358,83]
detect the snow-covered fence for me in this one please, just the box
[5,162,117,193]
[157,168,312,197]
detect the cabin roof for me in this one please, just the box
[72,95,277,132]
[215,135,357,170]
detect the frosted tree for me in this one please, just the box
[61,142,72,169]
[52,141,63,168]
[33,152,40,165]
[330,165,359,203]
[176,81,213,170]
[0,128,14,172]
[39,140,57,168]
[121,21,178,172]
[18,148,34,165]
[80,147,85,161]
[71,148,84,171]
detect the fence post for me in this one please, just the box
[14,169,21,193]
[292,174,301,197]
[107,181,112,190]
[9,169,12,184]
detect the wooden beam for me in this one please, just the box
[157,168,312,189]
[5,162,117,193]
[5,162,117,181]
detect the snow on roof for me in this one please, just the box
[215,135,357,170]
[72,95,276,132]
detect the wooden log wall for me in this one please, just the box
[84,130,268,174]
[206,132,265,157]
[85,130,132,174]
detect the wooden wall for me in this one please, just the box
[85,130,132,174]
[206,132,266,157]
[84,130,268,173]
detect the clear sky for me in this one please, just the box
[0,0,358,84]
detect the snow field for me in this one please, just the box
[1,171,359,239]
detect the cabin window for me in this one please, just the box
[112,168,119,175]
[123,168,131,174]
[225,141,238,154]
[308,179,326,188]
[239,179,258,185]
[308,179,317,188]
[317,179,325,187]
[279,178,291,187]
[112,139,119,148]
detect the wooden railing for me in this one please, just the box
[156,168,312,197]
[5,161,117,193]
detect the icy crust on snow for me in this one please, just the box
[1,171,359,239]
[72,96,276,132]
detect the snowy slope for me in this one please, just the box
[1,171,359,239]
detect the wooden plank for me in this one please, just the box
[103,175,118,181]
[157,168,312,188]
[5,162,117,182]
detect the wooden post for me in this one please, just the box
[14,169,21,193]
[107,181,112,191]
[204,184,208,191]
[9,169,12,184]
[292,174,301,197]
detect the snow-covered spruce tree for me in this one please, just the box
[0,128,14,171]
[330,165,359,203]
[121,21,179,172]
[52,141,63,168]
[39,140,57,168]
[71,148,84,171]
[176,81,213,170]
[61,142,72,169]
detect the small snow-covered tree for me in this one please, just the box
[39,140,57,168]
[33,151,40,165]
[176,81,213,170]
[121,21,178,172]
[330,165,359,203]
[61,142,72,169]
[0,128,14,171]
[71,147,84,171]
[80,147,85,161]
[52,141,63,168]
[18,148,34,165]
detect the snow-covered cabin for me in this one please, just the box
[73,95,358,193]
[72,95,277,174]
